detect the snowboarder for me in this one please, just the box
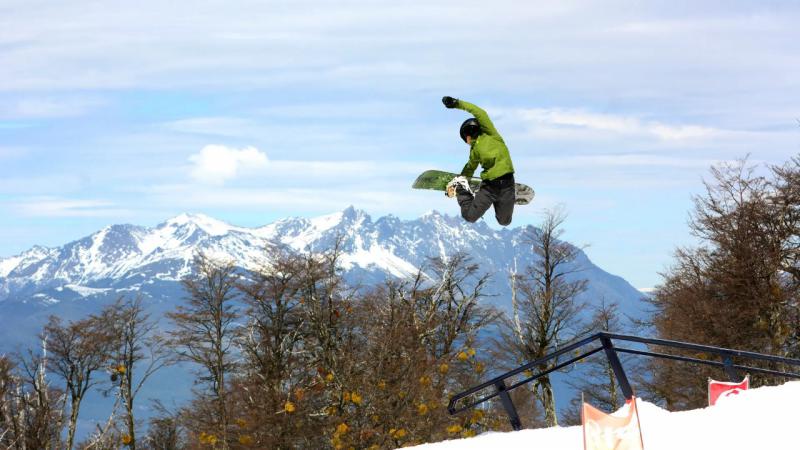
[442,96,516,225]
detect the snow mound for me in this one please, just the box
[411,381,800,450]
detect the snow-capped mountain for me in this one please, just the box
[0,206,645,349]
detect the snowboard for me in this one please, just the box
[412,170,535,205]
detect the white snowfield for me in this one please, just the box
[410,381,800,450]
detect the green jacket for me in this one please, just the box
[457,100,515,181]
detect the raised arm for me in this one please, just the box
[454,99,501,138]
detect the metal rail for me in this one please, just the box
[447,332,800,430]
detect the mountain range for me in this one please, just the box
[0,206,646,349]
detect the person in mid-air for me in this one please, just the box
[442,96,515,225]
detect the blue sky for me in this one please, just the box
[1,0,799,290]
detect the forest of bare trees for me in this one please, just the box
[647,157,800,410]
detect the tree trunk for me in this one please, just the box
[125,385,136,450]
[66,397,80,450]
[539,376,558,427]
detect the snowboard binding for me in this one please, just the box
[445,176,473,198]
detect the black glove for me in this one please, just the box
[442,96,458,108]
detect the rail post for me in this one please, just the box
[495,379,522,431]
[600,335,634,399]
[722,354,740,381]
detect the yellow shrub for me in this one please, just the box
[446,424,462,434]
[198,432,218,445]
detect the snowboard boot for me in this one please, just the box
[446,176,472,198]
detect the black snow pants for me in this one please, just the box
[457,172,515,226]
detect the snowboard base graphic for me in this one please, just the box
[412,170,534,205]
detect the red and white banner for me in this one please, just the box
[708,375,749,406]
[582,398,644,450]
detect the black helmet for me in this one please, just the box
[459,118,480,142]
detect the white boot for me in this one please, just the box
[446,176,472,198]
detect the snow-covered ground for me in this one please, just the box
[412,381,800,449]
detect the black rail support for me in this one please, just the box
[495,380,522,431]
[722,354,739,381]
[601,336,634,399]
[448,332,800,427]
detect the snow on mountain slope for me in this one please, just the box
[0,215,274,295]
[0,207,645,320]
[0,255,23,278]
[411,381,800,450]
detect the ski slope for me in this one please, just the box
[411,381,800,449]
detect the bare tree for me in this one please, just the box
[769,156,800,282]
[0,354,20,449]
[649,158,800,409]
[44,315,113,450]
[168,252,240,449]
[6,339,67,450]
[769,156,800,358]
[322,253,499,448]
[500,207,587,426]
[234,247,312,448]
[425,253,498,359]
[142,401,187,450]
[99,297,172,450]
[217,246,502,448]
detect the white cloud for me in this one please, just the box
[139,183,437,218]
[509,108,721,142]
[9,197,131,217]
[164,117,261,138]
[0,97,104,119]
[268,160,421,178]
[0,0,577,91]
[188,145,269,185]
[520,154,723,170]
[255,100,414,119]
